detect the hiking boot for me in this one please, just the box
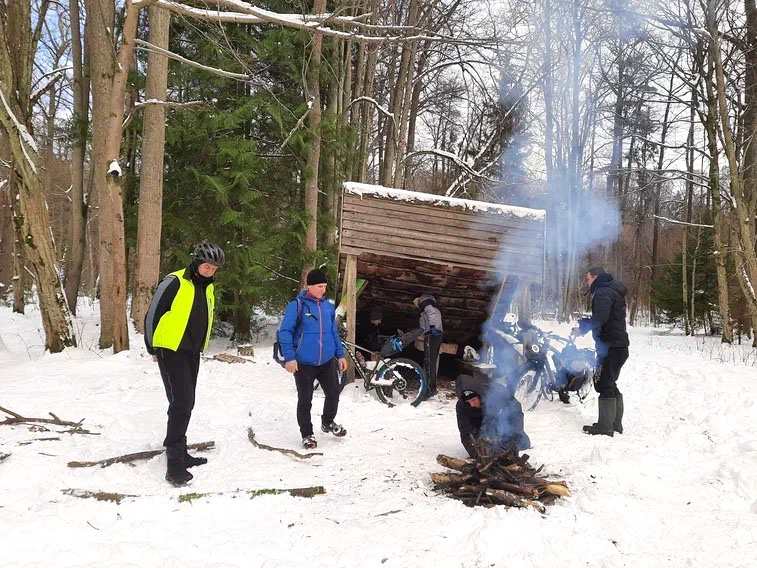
[583,398,616,437]
[165,455,193,486]
[302,435,318,449]
[321,422,347,437]
[558,389,570,404]
[183,437,208,468]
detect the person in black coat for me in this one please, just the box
[455,371,530,457]
[356,308,385,359]
[572,266,630,437]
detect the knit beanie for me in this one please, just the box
[306,269,328,286]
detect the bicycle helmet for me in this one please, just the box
[193,241,225,267]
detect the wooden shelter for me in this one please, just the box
[337,183,546,354]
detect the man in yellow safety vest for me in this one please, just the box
[144,241,224,486]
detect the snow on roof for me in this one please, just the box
[344,182,546,221]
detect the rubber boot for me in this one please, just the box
[165,447,193,486]
[183,436,208,468]
[583,398,616,436]
[614,393,624,434]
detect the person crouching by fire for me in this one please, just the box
[456,371,530,458]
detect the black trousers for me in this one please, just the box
[423,333,443,391]
[294,359,340,437]
[157,348,200,453]
[594,347,628,399]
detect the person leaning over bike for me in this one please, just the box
[571,266,630,437]
[278,269,348,449]
[144,241,224,486]
[414,294,443,400]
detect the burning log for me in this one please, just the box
[431,438,569,511]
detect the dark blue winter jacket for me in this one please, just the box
[278,290,345,366]
[578,273,630,358]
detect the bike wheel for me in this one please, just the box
[375,358,425,406]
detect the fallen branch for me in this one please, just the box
[247,428,322,459]
[62,489,138,504]
[62,485,326,505]
[0,452,10,463]
[180,486,326,502]
[211,353,250,364]
[67,441,215,468]
[17,437,61,445]
[0,405,97,434]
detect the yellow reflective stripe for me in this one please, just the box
[203,284,214,351]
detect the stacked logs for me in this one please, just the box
[431,440,570,513]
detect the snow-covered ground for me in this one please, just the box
[1,302,755,568]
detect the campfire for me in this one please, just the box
[431,439,570,513]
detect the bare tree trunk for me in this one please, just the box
[682,91,696,336]
[357,3,378,183]
[650,67,676,324]
[703,55,732,342]
[9,166,25,313]
[392,4,422,188]
[707,0,757,336]
[64,0,90,315]
[132,4,170,334]
[0,0,76,351]
[300,0,327,284]
[381,0,418,187]
[85,0,115,348]
[101,0,140,353]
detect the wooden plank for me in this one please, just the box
[342,229,544,265]
[342,194,545,234]
[341,218,545,256]
[335,278,366,318]
[343,255,358,383]
[341,236,544,280]
[351,252,497,281]
[341,243,544,281]
[342,203,544,240]
[342,198,544,238]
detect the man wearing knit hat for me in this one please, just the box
[278,268,348,449]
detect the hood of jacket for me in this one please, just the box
[455,372,489,399]
[590,273,627,297]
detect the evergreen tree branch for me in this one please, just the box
[134,39,251,80]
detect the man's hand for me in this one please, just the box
[285,360,298,373]
[338,357,348,372]
[152,355,158,362]
[570,327,583,337]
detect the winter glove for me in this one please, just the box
[429,326,439,336]
[391,337,404,353]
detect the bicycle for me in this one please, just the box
[488,318,596,410]
[337,337,426,407]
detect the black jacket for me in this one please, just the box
[144,263,213,355]
[455,373,488,457]
[357,320,384,353]
[578,273,629,356]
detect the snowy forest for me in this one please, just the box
[2,0,757,351]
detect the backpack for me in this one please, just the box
[272,297,304,368]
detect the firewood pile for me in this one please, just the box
[431,440,570,513]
